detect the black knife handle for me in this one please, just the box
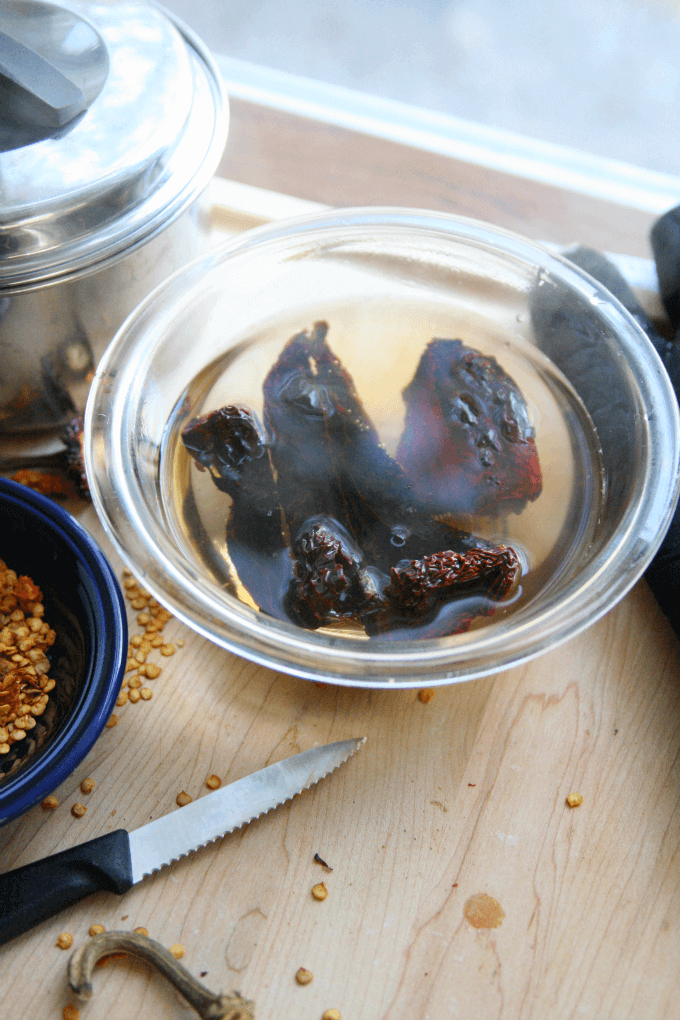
[0,829,133,947]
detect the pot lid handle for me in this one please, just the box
[0,29,87,129]
[0,1,108,149]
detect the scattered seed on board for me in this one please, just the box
[160,644,175,656]
[116,691,128,707]
[63,1005,80,1020]
[80,778,95,794]
[41,795,58,809]
[418,688,435,703]
[169,943,184,959]
[206,775,221,790]
[323,1011,342,1020]
[134,926,148,936]
[128,689,141,704]
[143,662,161,679]
[140,687,152,701]
[56,932,74,949]
[128,676,142,689]
[311,883,328,901]
[566,792,584,808]
[176,791,192,807]
[295,967,313,985]
[105,714,118,728]
[71,803,86,818]
[89,924,106,936]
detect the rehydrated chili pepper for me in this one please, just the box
[180,406,267,493]
[381,546,518,622]
[286,516,387,629]
[263,322,494,574]
[181,406,290,620]
[396,339,542,516]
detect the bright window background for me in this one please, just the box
[162,0,680,176]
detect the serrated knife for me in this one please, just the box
[0,737,365,947]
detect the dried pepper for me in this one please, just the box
[396,339,542,516]
[181,323,527,637]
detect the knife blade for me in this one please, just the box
[0,737,365,947]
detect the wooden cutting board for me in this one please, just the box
[1,181,679,1020]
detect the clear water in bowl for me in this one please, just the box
[160,294,604,639]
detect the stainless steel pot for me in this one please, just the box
[0,0,227,446]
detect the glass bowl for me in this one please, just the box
[84,208,680,687]
[0,479,127,824]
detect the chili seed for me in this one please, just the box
[176,791,192,807]
[71,803,87,818]
[134,926,148,936]
[295,967,313,985]
[206,775,221,790]
[80,778,95,794]
[89,924,106,936]
[41,795,58,809]
[105,713,118,727]
[418,688,435,703]
[311,883,328,901]
[566,792,583,808]
[169,943,184,959]
[57,932,74,949]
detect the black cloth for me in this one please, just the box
[564,244,680,635]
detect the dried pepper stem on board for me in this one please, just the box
[68,930,255,1019]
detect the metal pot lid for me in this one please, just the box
[0,0,227,289]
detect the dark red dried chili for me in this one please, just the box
[397,339,542,516]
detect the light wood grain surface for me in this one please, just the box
[1,97,679,1020]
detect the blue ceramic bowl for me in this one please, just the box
[0,479,127,825]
